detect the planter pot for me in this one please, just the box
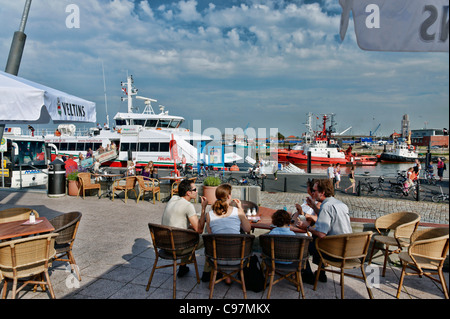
[68,180,80,196]
[203,186,217,205]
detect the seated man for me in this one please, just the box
[161,179,210,278]
[296,178,352,284]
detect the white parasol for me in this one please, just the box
[0,70,96,124]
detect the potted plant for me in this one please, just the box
[203,176,221,204]
[67,170,80,196]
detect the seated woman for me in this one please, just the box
[142,161,158,179]
[206,184,252,284]
[206,184,251,235]
[292,179,319,225]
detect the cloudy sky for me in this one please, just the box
[0,0,448,138]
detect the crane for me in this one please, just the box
[332,126,352,136]
[370,123,381,136]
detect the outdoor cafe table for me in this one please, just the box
[93,173,124,198]
[0,217,55,241]
[250,206,308,234]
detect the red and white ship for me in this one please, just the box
[278,113,377,166]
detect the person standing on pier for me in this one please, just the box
[344,166,356,194]
[437,158,446,182]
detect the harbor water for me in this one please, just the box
[293,162,449,179]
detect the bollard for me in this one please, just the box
[307,151,311,174]
[261,177,265,191]
[416,180,420,201]
[284,177,287,192]
[357,180,361,196]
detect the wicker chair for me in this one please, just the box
[0,233,58,299]
[77,172,101,199]
[202,233,255,299]
[314,231,374,299]
[171,180,181,197]
[136,176,160,204]
[396,227,449,299]
[259,234,312,299]
[112,176,137,203]
[49,212,82,281]
[368,212,420,277]
[146,223,200,299]
[0,207,38,224]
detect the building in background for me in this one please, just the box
[411,128,449,147]
[401,114,410,137]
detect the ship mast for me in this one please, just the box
[121,75,139,113]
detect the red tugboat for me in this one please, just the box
[280,113,378,166]
[286,114,349,165]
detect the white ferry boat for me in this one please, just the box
[6,75,213,171]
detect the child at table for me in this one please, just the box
[269,210,295,236]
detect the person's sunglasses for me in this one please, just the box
[190,188,197,192]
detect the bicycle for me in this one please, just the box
[359,176,387,196]
[432,186,449,203]
[424,169,437,185]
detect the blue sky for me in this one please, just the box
[0,0,448,137]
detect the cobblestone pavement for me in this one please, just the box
[260,191,449,225]
[0,187,448,302]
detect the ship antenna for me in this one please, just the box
[102,60,109,128]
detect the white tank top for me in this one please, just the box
[208,207,241,234]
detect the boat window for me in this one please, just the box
[68,143,76,151]
[93,143,102,150]
[60,143,68,151]
[157,120,171,128]
[145,120,158,128]
[139,143,149,152]
[115,119,127,126]
[130,143,138,152]
[120,143,130,152]
[76,143,85,151]
[149,143,159,152]
[12,141,46,166]
[133,120,146,126]
[169,120,180,128]
[84,142,92,151]
[160,143,170,152]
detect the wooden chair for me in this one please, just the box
[171,180,181,197]
[202,233,255,299]
[146,223,200,299]
[368,212,421,277]
[259,234,312,299]
[77,172,101,199]
[112,176,137,203]
[0,233,58,299]
[314,231,374,299]
[136,176,160,204]
[396,227,449,299]
[49,212,82,281]
[0,207,38,223]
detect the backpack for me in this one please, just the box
[243,255,265,292]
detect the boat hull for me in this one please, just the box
[287,151,348,165]
[379,153,418,163]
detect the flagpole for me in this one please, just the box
[1,0,33,144]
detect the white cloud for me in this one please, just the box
[0,0,447,134]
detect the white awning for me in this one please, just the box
[0,70,96,124]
